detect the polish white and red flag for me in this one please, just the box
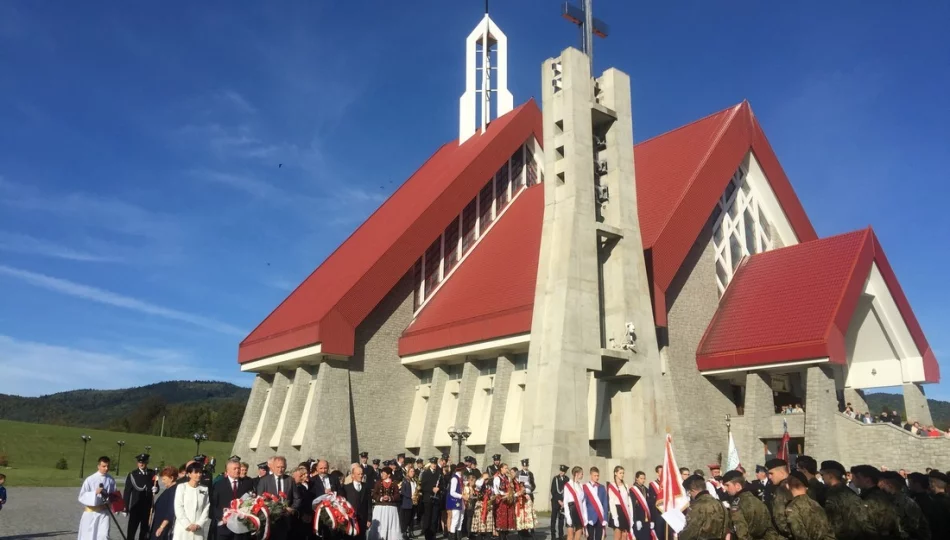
[726,431,742,472]
[661,434,688,512]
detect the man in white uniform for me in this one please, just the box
[78,455,119,540]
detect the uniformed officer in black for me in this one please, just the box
[465,456,481,478]
[420,457,442,540]
[393,453,407,483]
[487,454,502,476]
[123,453,157,540]
[360,452,378,489]
[550,464,569,539]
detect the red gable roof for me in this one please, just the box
[399,184,543,357]
[696,228,939,383]
[635,101,818,326]
[238,101,542,363]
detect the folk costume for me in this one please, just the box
[78,469,119,540]
[370,477,402,540]
[446,470,465,535]
[471,478,495,535]
[514,477,538,532]
[493,474,517,533]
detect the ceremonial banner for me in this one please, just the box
[660,434,687,513]
[776,419,790,468]
[725,431,741,472]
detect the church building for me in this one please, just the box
[232,12,945,508]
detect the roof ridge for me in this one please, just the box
[649,102,745,245]
[636,101,744,146]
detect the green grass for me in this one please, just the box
[0,419,234,487]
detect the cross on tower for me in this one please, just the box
[562,0,609,73]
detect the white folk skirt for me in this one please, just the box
[369,505,402,540]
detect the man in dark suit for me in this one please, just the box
[344,463,371,540]
[309,459,342,498]
[258,456,297,540]
[420,457,442,540]
[211,457,254,540]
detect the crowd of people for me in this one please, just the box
[841,403,947,438]
[71,447,950,540]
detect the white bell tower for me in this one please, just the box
[458,9,513,144]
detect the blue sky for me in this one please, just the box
[0,1,947,400]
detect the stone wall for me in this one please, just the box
[348,274,420,464]
[664,222,738,469]
[834,414,950,471]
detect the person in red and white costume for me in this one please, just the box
[606,466,633,540]
[563,466,587,540]
[646,465,667,540]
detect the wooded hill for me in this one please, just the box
[865,392,950,429]
[0,380,250,442]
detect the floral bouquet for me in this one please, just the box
[224,492,288,539]
[312,492,360,537]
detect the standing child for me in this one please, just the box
[0,473,7,511]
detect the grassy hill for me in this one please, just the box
[0,419,234,487]
[864,392,950,429]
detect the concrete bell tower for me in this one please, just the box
[521,40,671,509]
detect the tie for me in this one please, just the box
[356,482,361,492]
[232,479,237,499]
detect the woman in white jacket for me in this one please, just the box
[174,462,211,540]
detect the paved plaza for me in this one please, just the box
[0,487,552,540]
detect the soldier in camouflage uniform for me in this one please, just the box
[818,460,873,540]
[907,473,946,536]
[879,471,930,540]
[680,475,730,540]
[784,471,835,540]
[721,471,781,540]
[793,456,826,508]
[927,471,950,517]
[851,465,901,539]
[765,459,793,539]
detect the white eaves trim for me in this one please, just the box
[701,357,829,376]
[240,343,323,372]
[401,333,530,366]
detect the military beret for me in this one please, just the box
[428,457,438,464]
[359,451,369,458]
[850,465,881,481]
[372,458,380,465]
[880,470,904,483]
[928,471,950,484]
[135,453,150,463]
[257,462,269,470]
[754,465,767,474]
[789,470,808,485]
[764,459,787,470]
[492,454,501,460]
[721,470,744,484]
[559,465,569,472]
[819,460,845,475]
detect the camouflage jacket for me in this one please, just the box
[860,486,901,539]
[909,492,944,535]
[680,492,730,540]
[892,492,929,540]
[770,483,793,538]
[785,494,835,540]
[730,491,782,540]
[823,484,872,540]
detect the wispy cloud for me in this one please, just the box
[218,89,257,114]
[0,231,121,263]
[0,335,245,395]
[0,265,243,336]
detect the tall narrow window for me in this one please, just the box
[443,219,460,276]
[461,198,477,252]
[424,239,441,296]
[712,167,776,296]
[478,181,494,234]
[412,259,423,310]
[511,146,525,191]
[526,153,539,187]
[495,165,510,213]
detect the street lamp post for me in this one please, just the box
[193,433,207,455]
[80,435,92,478]
[447,426,471,465]
[116,440,126,477]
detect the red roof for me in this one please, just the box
[399,184,543,356]
[696,228,940,383]
[238,101,542,363]
[635,101,817,326]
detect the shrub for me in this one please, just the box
[0,453,9,467]
[55,457,69,470]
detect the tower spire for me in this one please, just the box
[458,10,513,144]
